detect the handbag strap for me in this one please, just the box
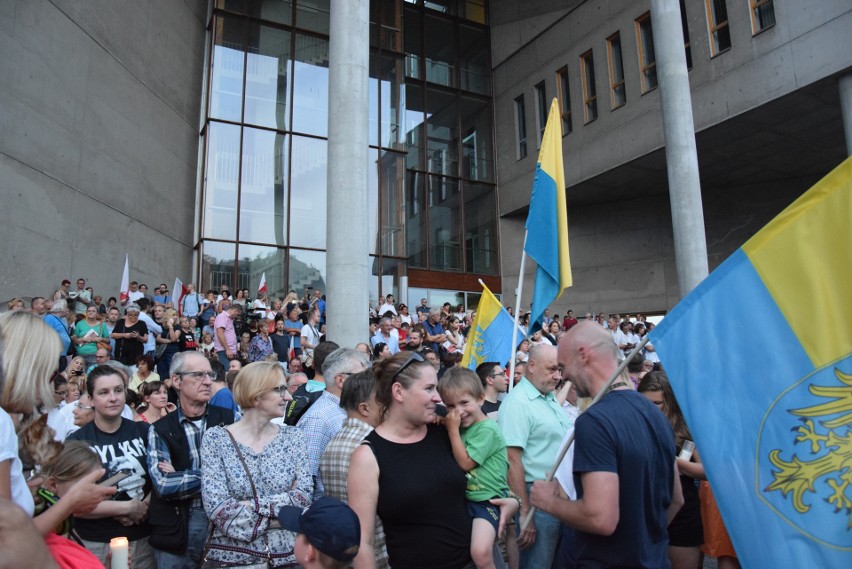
[225,429,258,500]
[224,429,273,564]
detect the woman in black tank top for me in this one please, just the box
[348,352,516,569]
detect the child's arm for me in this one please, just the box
[444,408,478,472]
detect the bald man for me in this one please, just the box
[500,344,570,568]
[530,322,683,568]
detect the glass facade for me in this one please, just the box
[198,0,498,300]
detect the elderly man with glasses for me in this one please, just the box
[146,352,235,568]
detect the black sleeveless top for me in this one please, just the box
[365,424,472,569]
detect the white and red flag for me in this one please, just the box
[119,255,130,304]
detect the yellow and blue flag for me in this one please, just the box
[461,284,520,370]
[525,99,572,329]
[651,156,852,567]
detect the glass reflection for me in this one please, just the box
[405,170,427,268]
[459,25,489,95]
[239,128,288,245]
[380,151,406,257]
[426,88,458,176]
[237,244,286,298]
[368,148,379,255]
[215,0,293,25]
[380,54,405,149]
[428,176,461,271]
[404,83,424,170]
[200,241,236,293]
[460,95,493,182]
[289,136,327,249]
[464,183,498,274]
[289,249,327,294]
[424,14,456,87]
[244,25,290,130]
[369,53,381,147]
[203,122,241,240]
[295,0,330,34]
[292,35,330,136]
[210,15,245,122]
[404,7,421,79]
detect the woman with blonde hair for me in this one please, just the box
[0,311,112,535]
[201,361,312,567]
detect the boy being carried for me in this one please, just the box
[439,367,513,569]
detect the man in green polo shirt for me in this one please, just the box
[500,344,570,569]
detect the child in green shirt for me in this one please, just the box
[439,367,511,569]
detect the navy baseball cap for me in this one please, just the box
[277,497,360,562]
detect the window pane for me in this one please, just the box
[404,7,421,79]
[239,128,288,245]
[380,54,405,149]
[405,170,427,268]
[459,25,489,95]
[460,0,487,24]
[210,15,245,122]
[404,82,425,170]
[203,122,241,240]
[515,95,527,159]
[369,52,381,147]
[289,249,326,293]
[200,240,236,294]
[425,88,458,176]
[368,147,380,255]
[424,14,456,87]
[289,136,327,248]
[464,182,498,274]
[460,95,493,182]
[428,176,462,271]
[295,0,330,34]
[244,24,291,130]
[535,82,547,143]
[375,257,405,303]
[248,0,293,25]
[292,34,329,136]
[424,0,455,15]
[380,0,403,51]
[237,244,286,297]
[380,151,406,257]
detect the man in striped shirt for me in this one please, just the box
[319,370,389,569]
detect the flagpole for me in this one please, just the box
[508,231,529,392]
[520,334,651,530]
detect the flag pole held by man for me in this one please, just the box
[650,156,852,568]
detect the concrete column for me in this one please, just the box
[650,0,709,297]
[326,0,370,348]
[839,73,852,156]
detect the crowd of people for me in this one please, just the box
[0,278,740,569]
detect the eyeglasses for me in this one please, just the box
[177,370,217,381]
[77,403,95,411]
[392,352,425,383]
[268,384,289,396]
[489,370,507,377]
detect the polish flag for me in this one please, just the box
[288,335,296,362]
[119,255,130,304]
[172,277,188,314]
[258,272,267,296]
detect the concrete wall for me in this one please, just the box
[0,0,208,303]
[492,0,852,313]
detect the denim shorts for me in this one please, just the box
[467,499,501,532]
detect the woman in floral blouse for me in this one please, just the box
[200,361,312,567]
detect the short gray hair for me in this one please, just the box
[50,299,68,314]
[125,304,141,314]
[429,307,441,317]
[170,351,206,376]
[322,347,369,389]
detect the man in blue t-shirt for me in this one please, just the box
[529,322,683,568]
[421,307,447,355]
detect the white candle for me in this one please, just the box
[110,536,129,569]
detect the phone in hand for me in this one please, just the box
[99,471,131,487]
